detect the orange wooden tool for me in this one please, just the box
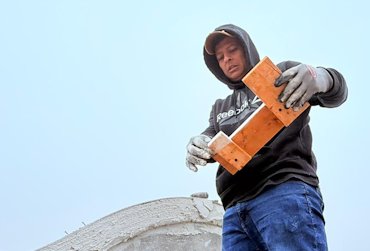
[208,56,310,175]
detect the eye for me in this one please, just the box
[216,54,224,62]
[228,46,237,53]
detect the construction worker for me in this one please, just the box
[186,24,348,250]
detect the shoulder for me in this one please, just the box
[212,90,240,111]
[213,93,233,107]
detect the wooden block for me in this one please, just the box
[208,131,252,175]
[242,56,309,126]
[231,104,284,157]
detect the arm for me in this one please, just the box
[186,106,216,172]
[201,105,217,138]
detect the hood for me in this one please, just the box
[203,24,260,90]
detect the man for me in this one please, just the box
[186,24,347,250]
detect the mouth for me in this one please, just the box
[228,65,238,72]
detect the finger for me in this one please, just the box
[186,161,198,172]
[275,67,298,87]
[203,147,214,156]
[191,137,214,156]
[193,136,210,149]
[292,91,307,111]
[186,154,207,166]
[279,67,306,103]
[187,144,211,159]
[278,78,302,104]
[293,89,314,109]
[202,136,215,155]
[285,82,308,108]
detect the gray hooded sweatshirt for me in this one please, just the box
[202,24,348,209]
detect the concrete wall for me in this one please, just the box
[37,197,224,251]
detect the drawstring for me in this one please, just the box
[233,88,251,122]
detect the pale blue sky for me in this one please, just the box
[0,1,369,250]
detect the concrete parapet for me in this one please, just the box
[37,197,224,251]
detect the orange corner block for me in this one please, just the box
[208,131,252,175]
[242,57,310,126]
[208,56,310,175]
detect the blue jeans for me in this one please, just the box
[222,180,327,251]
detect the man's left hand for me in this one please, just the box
[275,64,333,110]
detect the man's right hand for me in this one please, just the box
[186,135,214,172]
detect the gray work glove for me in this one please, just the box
[275,64,333,110]
[186,135,214,172]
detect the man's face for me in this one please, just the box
[214,37,248,82]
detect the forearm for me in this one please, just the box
[316,67,333,93]
[310,67,348,108]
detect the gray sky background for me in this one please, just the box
[0,1,369,250]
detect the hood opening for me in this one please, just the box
[203,24,260,90]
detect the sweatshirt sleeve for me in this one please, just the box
[309,67,348,108]
[201,105,217,163]
[201,104,217,138]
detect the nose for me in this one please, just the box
[223,54,231,63]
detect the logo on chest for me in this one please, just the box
[216,96,261,123]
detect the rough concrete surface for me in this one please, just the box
[37,197,224,251]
